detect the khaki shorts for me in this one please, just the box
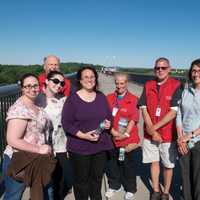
[142,138,177,168]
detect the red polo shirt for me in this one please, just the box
[38,72,71,96]
[107,91,140,147]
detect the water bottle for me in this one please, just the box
[95,121,105,135]
[118,117,128,135]
[187,139,195,149]
[118,147,125,161]
[187,135,200,149]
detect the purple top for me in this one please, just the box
[61,92,113,155]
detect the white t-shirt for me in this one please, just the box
[44,97,67,153]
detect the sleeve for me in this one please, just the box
[130,98,139,122]
[137,87,146,108]
[38,73,45,92]
[6,103,32,121]
[104,95,112,121]
[170,86,183,110]
[35,93,47,108]
[176,103,183,127]
[61,95,79,136]
[63,79,71,96]
[176,88,185,127]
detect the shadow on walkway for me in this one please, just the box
[133,147,182,200]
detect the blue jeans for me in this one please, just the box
[2,154,53,200]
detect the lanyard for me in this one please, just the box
[156,84,161,107]
[114,91,127,108]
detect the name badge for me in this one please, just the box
[155,107,161,117]
[112,107,118,116]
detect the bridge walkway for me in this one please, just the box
[1,73,180,200]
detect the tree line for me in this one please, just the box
[0,63,103,85]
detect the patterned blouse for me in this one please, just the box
[4,97,49,158]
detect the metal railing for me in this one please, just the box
[0,85,21,165]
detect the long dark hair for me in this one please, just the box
[76,66,99,91]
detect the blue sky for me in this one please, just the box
[0,0,199,68]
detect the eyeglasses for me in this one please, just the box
[154,66,169,71]
[23,84,39,90]
[191,69,200,74]
[82,76,95,80]
[50,78,65,87]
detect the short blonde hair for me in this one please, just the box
[114,72,129,81]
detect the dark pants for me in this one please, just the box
[52,152,74,200]
[105,148,137,193]
[179,141,200,200]
[70,151,107,200]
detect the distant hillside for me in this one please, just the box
[118,67,188,77]
[0,63,103,84]
[0,63,188,85]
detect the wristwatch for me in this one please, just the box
[192,131,196,138]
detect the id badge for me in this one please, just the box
[155,107,161,117]
[112,107,118,116]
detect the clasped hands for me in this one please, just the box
[146,125,162,143]
[177,133,192,155]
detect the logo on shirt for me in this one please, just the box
[121,108,127,112]
[166,96,172,100]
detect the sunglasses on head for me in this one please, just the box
[154,66,169,71]
[50,78,65,87]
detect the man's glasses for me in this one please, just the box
[50,78,65,87]
[23,84,39,90]
[154,67,169,71]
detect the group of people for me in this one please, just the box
[2,55,200,200]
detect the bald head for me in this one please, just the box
[43,55,60,74]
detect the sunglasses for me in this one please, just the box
[50,78,65,87]
[154,67,169,71]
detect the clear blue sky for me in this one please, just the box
[0,0,199,68]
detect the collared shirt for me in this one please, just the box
[176,86,200,134]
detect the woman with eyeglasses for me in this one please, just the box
[176,59,200,200]
[35,71,73,200]
[62,66,113,200]
[2,73,54,200]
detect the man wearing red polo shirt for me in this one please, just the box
[105,73,140,200]
[138,57,181,200]
[38,55,71,96]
